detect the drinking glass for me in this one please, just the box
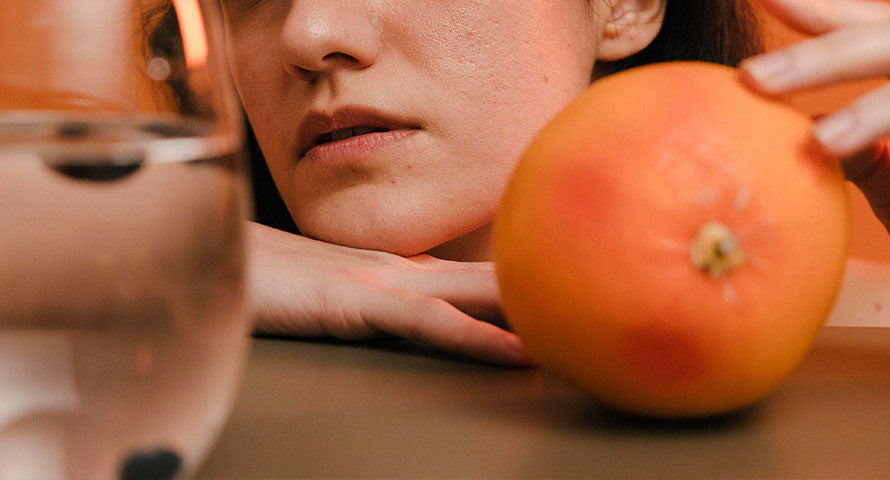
[0,1,252,478]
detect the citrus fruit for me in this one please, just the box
[493,61,850,418]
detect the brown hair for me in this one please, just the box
[595,0,764,77]
[140,2,202,115]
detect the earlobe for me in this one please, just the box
[597,0,666,62]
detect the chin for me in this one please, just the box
[298,220,450,257]
[290,198,496,260]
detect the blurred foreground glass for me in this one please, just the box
[0,1,251,478]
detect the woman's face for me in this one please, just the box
[221,0,609,260]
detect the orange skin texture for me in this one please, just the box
[493,62,851,418]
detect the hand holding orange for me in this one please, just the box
[493,61,850,418]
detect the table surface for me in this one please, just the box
[195,325,890,479]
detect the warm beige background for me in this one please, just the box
[757,0,890,262]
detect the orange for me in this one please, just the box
[493,61,850,418]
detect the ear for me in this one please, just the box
[597,0,667,61]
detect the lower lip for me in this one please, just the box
[301,129,421,163]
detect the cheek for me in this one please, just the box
[230,46,279,120]
[411,2,597,162]
[226,40,295,175]
[225,20,287,124]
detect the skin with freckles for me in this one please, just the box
[222,0,607,261]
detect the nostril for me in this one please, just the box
[321,52,360,65]
[283,63,318,82]
[283,53,366,80]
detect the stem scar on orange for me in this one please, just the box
[493,61,850,419]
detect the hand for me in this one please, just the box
[739,0,890,233]
[246,222,535,366]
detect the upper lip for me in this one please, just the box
[296,106,420,158]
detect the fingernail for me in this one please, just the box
[742,52,792,88]
[813,110,855,147]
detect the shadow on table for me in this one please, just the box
[198,328,890,479]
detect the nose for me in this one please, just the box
[280,0,381,80]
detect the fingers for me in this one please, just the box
[398,257,504,321]
[739,2,890,158]
[247,222,527,364]
[406,254,495,273]
[812,83,890,157]
[739,23,890,95]
[756,0,890,35]
[363,288,536,367]
[419,267,503,320]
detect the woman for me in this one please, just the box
[219,0,890,365]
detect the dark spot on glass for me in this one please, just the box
[49,162,143,182]
[120,448,182,480]
[142,120,203,138]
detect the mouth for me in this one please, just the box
[297,107,421,159]
[314,126,391,146]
